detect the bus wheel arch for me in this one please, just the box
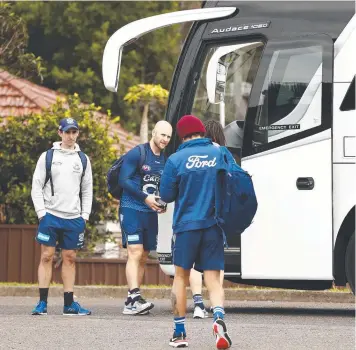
[345,232,355,294]
[333,207,355,292]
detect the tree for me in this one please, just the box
[124,84,169,143]
[0,2,45,82]
[12,2,182,133]
[0,94,121,249]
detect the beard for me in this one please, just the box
[153,139,165,150]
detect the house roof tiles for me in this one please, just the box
[0,69,140,152]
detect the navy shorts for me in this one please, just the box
[172,225,224,272]
[36,213,86,250]
[119,207,158,251]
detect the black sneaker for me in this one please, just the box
[169,332,188,348]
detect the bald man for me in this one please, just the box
[118,120,172,315]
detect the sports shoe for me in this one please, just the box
[193,305,209,319]
[63,301,91,316]
[169,332,188,348]
[122,303,149,315]
[127,296,154,315]
[32,301,47,315]
[213,318,232,349]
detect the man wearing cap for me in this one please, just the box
[160,115,232,349]
[31,118,93,316]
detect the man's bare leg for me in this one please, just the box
[138,250,149,286]
[126,244,144,290]
[32,245,55,314]
[125,244,153,314]
[189,268,208,318]
[220,270,224,286]
[203,270,224,310]
[170,265,190,343]
[189,268,203,295]
[61,249,76,293]
[204,270,231,348]
[38,245,56,289]
[61,249,91,315]
[61,249,77,309]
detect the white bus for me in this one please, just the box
[102,1,356,294]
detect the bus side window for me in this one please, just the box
[253,44,323,147]
[340,77,355,111]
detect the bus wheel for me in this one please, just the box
[345,232,355,295]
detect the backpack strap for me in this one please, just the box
[138,144,146,171]
[78,151,88,190]
[215,148,229,247]
[78,151,88,212]
[44,149,55,196]
[44,149,88,198]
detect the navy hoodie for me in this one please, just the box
[160,138,227,234]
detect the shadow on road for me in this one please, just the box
[225,306,355,317]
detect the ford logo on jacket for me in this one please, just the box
[160,138,227,234]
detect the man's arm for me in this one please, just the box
[118,147,148,202]
[31,153,47,219]
[81,155,93,220]
[160,158,178,203]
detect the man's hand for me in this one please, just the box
[145,194,164,212]
[158,207,167,214]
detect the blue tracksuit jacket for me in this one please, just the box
[160,138,227,234]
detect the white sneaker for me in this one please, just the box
[122,304,150,315]
[193,306,209,319]
[123,304,135,315]
[123,296,154,315]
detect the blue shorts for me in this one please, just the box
[119,207,158,251]
[172,225,224,272]
[36,213,86,250]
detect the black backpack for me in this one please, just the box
[44,149,88,196]
[107,144,146,200]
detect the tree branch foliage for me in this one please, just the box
[0,2,45,82]
[124,84,169,142]
[11,1,194,133]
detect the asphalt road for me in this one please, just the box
[0,297,354,350]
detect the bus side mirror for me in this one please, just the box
[207,61,227,104]
[206,42,263,104]
[102,7,236,92]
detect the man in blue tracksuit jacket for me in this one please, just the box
[118,120,172,316]
[160,115,232,349]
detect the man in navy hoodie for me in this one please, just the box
[160,115,232,349]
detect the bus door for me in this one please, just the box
[191,34,334,280]
[237,34,334,280]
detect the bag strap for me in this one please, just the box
[138,144,146,171]
[214,148,229,247]
[214,147,224,221]
[44,149,55,196]
[78,151,88,190]
[44,149,88,198]
[78,151,88,212]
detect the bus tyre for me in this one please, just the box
[345,232,355,295]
